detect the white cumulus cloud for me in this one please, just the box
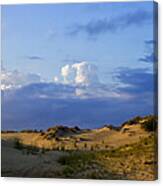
[61,64,74,84]
[72,61,99,85]
[1,69,41,90]
[60,61,99,86]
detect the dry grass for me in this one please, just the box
[1,117,158,180]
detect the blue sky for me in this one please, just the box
[2,2,154,81]
[1,1,157,130]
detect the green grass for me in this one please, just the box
[13,138,47,155]
[57,151,114,178]
[58,151,95,166]
[57,134,157,180]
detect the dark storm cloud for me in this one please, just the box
[68,10,152,37]
[25,56,44,61]
[114,67,155,94]
[1,79,154,130]
[13,83,77,99]
[145,40,156,45]
[139,40,157,63]
[139,53,157,63]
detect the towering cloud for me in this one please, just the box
[1,60,155,130]
[72,61,99,85]
[60,61,99,86]
[61,64,74,84]
[1,62,129,99]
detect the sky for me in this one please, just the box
[1,1,158,130]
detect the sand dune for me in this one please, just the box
[1,115,158,180]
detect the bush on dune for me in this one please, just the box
[140,116,157,132]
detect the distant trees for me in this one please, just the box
[1,130,17,133]
[20,129,41,133]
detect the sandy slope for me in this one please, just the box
[1,122,157,180]
[1,123,149,150]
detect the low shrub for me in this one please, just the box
[141,116,157,132]
[14,139,24,150]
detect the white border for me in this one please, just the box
[0,0,154,5]
[0,0,162,186]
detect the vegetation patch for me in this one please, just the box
[13,138,46,155]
